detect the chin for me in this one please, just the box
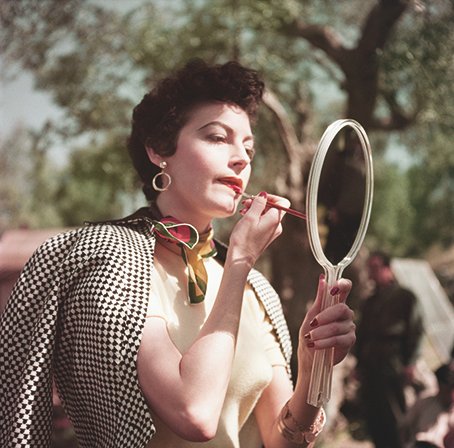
[210,198,239,218]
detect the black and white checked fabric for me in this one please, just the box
[0,212,292,447]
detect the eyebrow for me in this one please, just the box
[198,121,254,143]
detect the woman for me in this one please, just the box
[0,59,355,448]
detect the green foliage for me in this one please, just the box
[380,1,454,136]
[405,130,454,252]
[55,136,143,226]
[0,125,65,230]
[367,156,415,256]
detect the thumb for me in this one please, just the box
[247,191,268,215]
[304,274,326,325]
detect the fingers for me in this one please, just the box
[300,277,355,364]
[263,193,291,210]
[239,192,286,241]
[302,274,326,326]
[246,191,270,216]
[239,192,290,219]
[333,278,352,303]
[229,192,288,265]
[302,275,351,328]
[303,303,356,350]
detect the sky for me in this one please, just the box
[0,69,62,136]
[0,0,142,139]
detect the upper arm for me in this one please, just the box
[137,317,185,417]
[137,316,224,442]
[254,365,293,447]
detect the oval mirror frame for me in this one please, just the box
[306,119,374,272]
[306,119,374,407]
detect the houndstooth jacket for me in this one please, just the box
[0,209,292,448]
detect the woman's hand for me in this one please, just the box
[227,192,290,269]
[298,275,356,368]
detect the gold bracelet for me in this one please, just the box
[277,400,326,445]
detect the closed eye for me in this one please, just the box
[245,146,255,161]
[208,134,227,143]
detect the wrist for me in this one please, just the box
[297,345,314,375]
[277,400,326,445]
[225,248,255,271]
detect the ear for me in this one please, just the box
[145,145,162,167]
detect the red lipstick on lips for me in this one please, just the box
[218,177,243,194]
[219,178,306,220]
[231,185,242,194]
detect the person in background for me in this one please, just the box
[402,362,454,447]
[0,59,356,448]
[355,250,424,448]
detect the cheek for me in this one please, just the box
[173,153,215,189]
[242,166,252,188]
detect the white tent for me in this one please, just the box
[392,258,454,369]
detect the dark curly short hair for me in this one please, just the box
[369,250,391,267]
[127,58,265,201]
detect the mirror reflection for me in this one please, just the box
[316,128,367,265]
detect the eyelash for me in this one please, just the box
[208,134,255,160]
[209,134,227,143]
[245,147,255,160]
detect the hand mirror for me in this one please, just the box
[306,119,373,407]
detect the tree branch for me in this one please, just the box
[357,0,410,53]
[262,89,301,164]
[287,21,346,65]
[370,90,419,130]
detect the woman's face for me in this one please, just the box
[151,102,254,230]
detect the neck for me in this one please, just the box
[156,195,213,233]
[155,237,182,256]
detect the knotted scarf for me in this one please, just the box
[152,217,217,304]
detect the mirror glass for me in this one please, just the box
[317,127,367,265]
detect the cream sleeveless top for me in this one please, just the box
[145,251,286,448]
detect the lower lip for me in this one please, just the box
[219,182,242,195]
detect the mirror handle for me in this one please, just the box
[307,266,343,407]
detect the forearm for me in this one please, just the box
[178,255,250,408]
[266,368,323,448]
[258,276,354,447]
[138,255,252,439]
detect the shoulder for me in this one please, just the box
[26,220,157,282]
[21,228,82,274]
[74,219,156,258]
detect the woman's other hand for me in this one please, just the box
[298,275,356,368]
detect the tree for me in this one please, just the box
[0,122,64,231]
[55,135,143,226]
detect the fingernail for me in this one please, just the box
[258,191,267,198]
[307,342,315,348]
[319,273,325,281]
[330,287,340,296]
[304,332,311,340]
[310,317,318,327]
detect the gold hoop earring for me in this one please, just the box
[152,161,172,192]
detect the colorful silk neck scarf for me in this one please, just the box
[152,216,217,304]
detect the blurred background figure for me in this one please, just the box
[402,360,454,448]
[355,250,424,448]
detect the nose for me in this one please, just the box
[229,143,250,172]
